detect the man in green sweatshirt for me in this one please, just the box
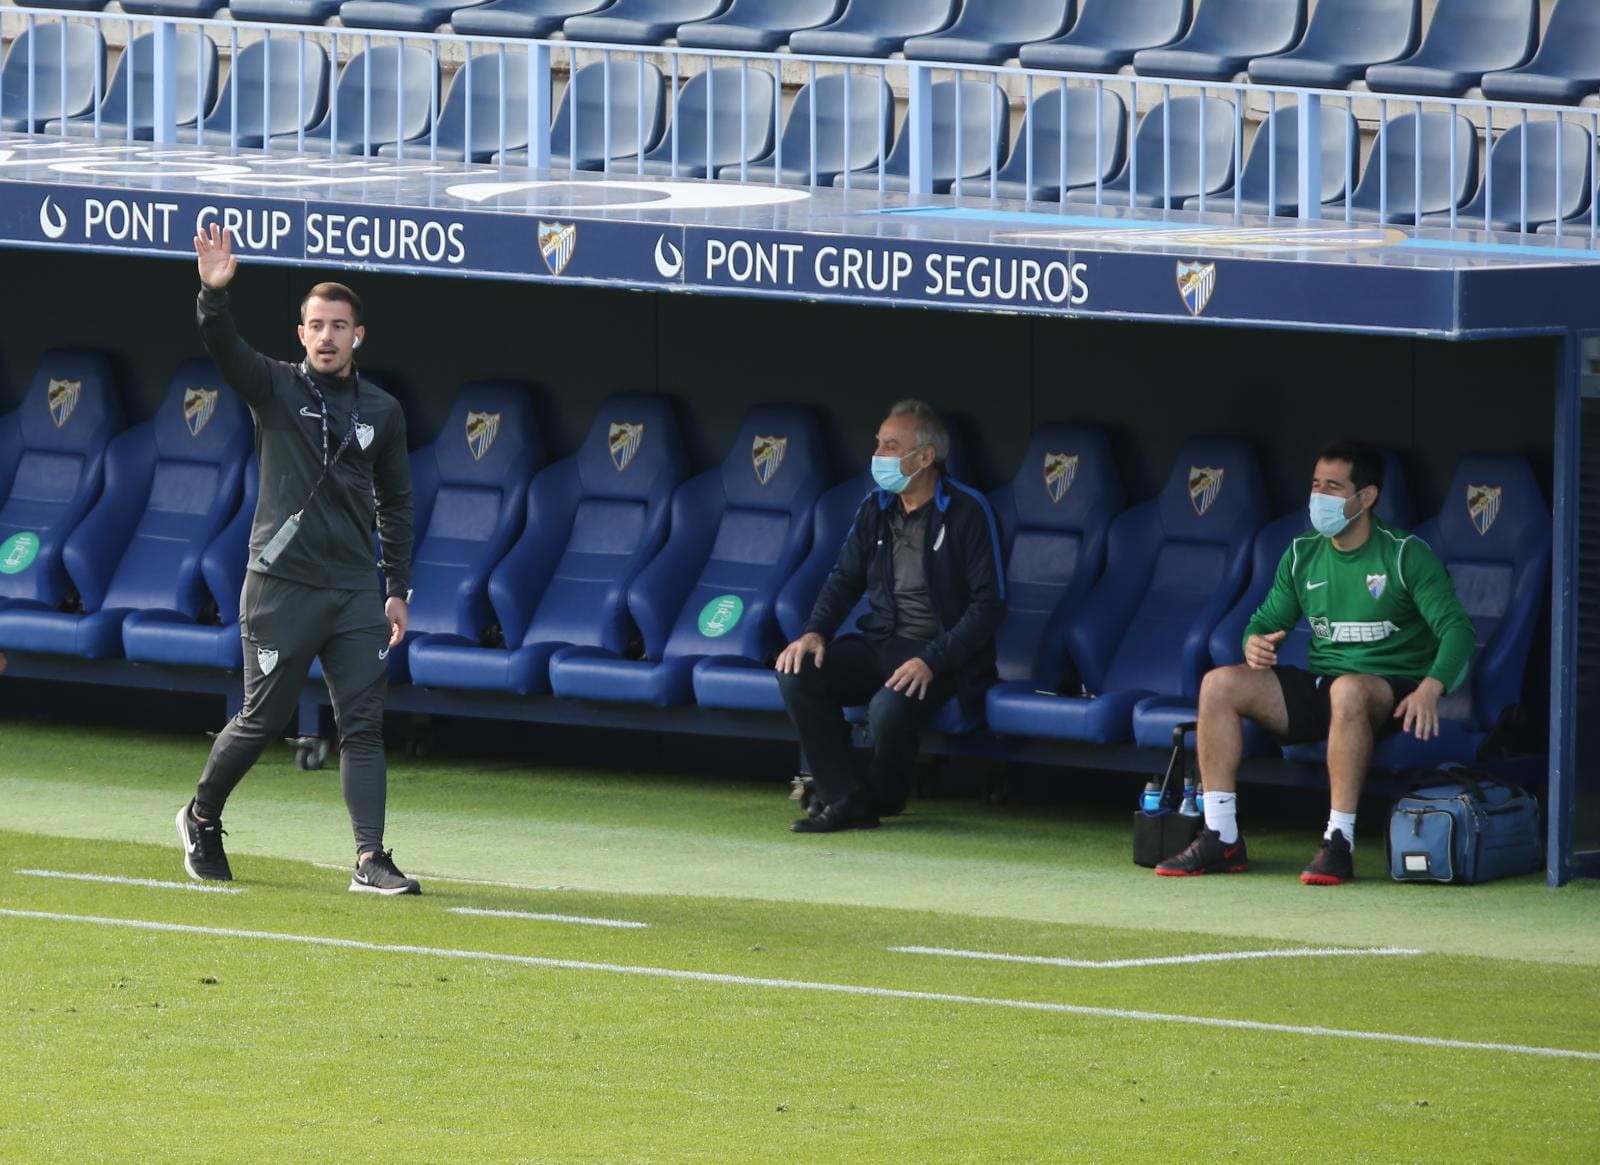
[1157,441,1475,885]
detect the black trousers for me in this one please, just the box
[195,572,392,855]
[777,635,958,815]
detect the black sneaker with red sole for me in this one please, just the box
[1154,828,1249,876]
[1301,829,1355,885]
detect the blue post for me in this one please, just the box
[527,42,551,170]
[1549,337,1585,885]
[1297,91,1322,221]
[907,63,933,197]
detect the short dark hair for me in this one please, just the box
[1316,440,1385,495]
[301,282,363,326]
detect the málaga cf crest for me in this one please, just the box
[538,221,577,276]
[609,421,644,471]
[1367,573,1387,600]
[1189,466,1224,516]
[1043,453,1078,504]
[466,411,501,461]
[1176,261,1217,317]
[1467,484,1501,536]
[752,435,787,485]
[47,378,81,429]
[184,388,218,437]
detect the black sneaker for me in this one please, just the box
[350,850,422,895]
[1301,829,1355,886]
[790,796,880,834]
[176,800,232,882]
[1154,828,1249,876]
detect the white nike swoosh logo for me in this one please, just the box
[1305,580,1329,590]
[299,406,319,419]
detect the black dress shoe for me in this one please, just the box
[790,775,822,817]
[790,797,880,834]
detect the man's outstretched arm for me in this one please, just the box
[194,223,273,408]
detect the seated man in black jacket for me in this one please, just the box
[776,400,1006,833]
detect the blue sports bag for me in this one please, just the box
[1387,768,1543,884]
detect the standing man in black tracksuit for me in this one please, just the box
[777,400,1006,834]
[175,223,421,895]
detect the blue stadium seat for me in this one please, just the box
[339,0,493,33]
[1423,121,1592,234]
[496,59,666,171]
[19,0,110,12]
[740,72,892,187]
[1133,0,1305,82]
[833,79,1009,194]
[293,45,437,157]
[1481,0,1600,106]
[1329,111,1478,225]
[548,406,828,708]
[789,0,960,59]
[989,85,1127,203]
[1284,455,1551,770]
[903,0,1076,66]
[0,363,250,660]
[1017,0,1190,75]
[986,439,1268,745]
[119,0,229,16]
[1132,450,1414,750]
[378,52,528,162]
[563,0,729,44]
[1365,0,1537,98]
[196,38,329,149]
[408,394,688,697]
[0,20,107,132]
[229,0,344,23]
[1066,95,1235,210]
[122,458,258,670]
[1247,0,1421,90]
[676,0,844,52]
[638,66,777,179]
[450,0,610,37]
[0,352,124,616]
[1183,103,1358,216]
[44,29,218,140]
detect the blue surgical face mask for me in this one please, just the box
[872,446,924,494]
[1309,491,1363,538]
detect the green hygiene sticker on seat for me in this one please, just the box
[0,532,39,574]
[698,594,744,638]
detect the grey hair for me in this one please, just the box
[888,399,950,466]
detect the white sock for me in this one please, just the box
[1326,810,1357,849]
[1203,792,1239,844]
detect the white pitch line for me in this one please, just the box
[892,945,1424,970]
[13,869,244,895]
[1,908,1595,1063]
[450,907,647,930]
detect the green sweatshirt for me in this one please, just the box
[1243,517,1475,691]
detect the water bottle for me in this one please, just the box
[1179,776,1201,817]
[1195,781,1205,816]
[1140,779,1163,814]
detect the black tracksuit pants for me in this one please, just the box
[777,634,958,816]
[195,572,391,855]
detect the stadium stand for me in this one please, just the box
[297,45,437,157]
[562,0,730,46]
[788,0,960,60]
[0,20,106,133]
[1183,103,1358,217]
[1065,95,1236,210]
[1365,0,1539,99]
[833,79,1009,194]
[902,0,1077,67]
[742,71,892,188]
[1481,0,1600,106]
[547,405,827,708]
[449,0,611,39]
[1132,0,1306,83]
[675,0,845,52]
[1423,120,1593,233]
[988,86,1128,203]
[1331,110,1479,225]
[0,362,249,660]
[1246,0,1421,90]
[196,38,329,149]
[495,59,666,171]
[1017,0,1190,76]
[377,52,530,163]
[43,29,217,141]
[637,66,778,179]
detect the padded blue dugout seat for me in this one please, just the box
[378,52,529,162]
[833,79,1009,194]
[1132,450,1414,750]
[1421,121,1592,234]
[563,0,728,44]
[229,0,344,24]
[1133,0,1305,82]
[1018,0,1190,76]
[789,0,959,59]
[548,405,827,708]
[989,86,1127,203]
[408,394,688,696]
[0,20,107,132]
[1365,0,1538,99]
[291,45,437,157]
[1481,0,1600,107]
[1247,0,1421,90]
[196,38,329,149]
[1066,96,1235,210]
[0,363,249,660]
[1183,103,1358,217]
[740,72,891,187]
[638,66,777,179]
[122,458,258,670]
[44,29,218,140]
[0,351,124,616]
[339,0,494,33]
[986,439,1268,745]
[903,0,1076,67]
[1329,111,1478,225]
[496,60,666,172]
[451,0,611,37]
[676,0,844,52]
[1284,455,1551,770]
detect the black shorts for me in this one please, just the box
[1272,666,1420,745]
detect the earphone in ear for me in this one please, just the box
[353,336,362,349]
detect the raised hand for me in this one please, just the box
[194,222,238,290]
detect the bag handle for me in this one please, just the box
[1411,764,1533,804]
